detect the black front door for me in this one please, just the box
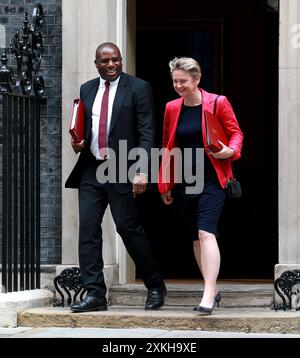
[135,0,279,279]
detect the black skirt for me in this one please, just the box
[175,177,226,240]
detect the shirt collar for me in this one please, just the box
[99,75,120,88]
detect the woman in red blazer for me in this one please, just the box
[158,57,243,314]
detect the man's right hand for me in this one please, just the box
[161,191,173,205]
[71,139,85,153]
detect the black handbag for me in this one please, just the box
[214,95,242,199]
[225,178,242,198]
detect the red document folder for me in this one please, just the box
[69,98,85,143]
[204,109,229,153]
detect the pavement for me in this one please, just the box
[1,326,300,338]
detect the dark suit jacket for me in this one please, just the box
[65,72,155,192]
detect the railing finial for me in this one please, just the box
[0,52,13,93]
[5,4,45,97]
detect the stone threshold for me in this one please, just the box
[18,306,300,334]
[109,283,274,308]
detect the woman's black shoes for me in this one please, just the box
[193,303,215,314]
[215,291,222,307]
[193,291,222,314]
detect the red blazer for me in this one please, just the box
[158,88,243,194]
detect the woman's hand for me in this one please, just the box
[71,139,85,153]
[210,141,235,159]
[161,191,173,205]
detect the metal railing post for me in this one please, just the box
[0,4,46,293]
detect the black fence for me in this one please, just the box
[0,3,45,292]
[1,93,41,292]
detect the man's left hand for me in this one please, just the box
[132,174,147,198]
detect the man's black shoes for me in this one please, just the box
[70,296,107,312]
[70,286,167,312]
[145,284,167,310]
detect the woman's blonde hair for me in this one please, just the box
[169,57,201,81]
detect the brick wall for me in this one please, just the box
[0,0,62,264]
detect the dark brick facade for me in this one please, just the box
[0,0,62,264]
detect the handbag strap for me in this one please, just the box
[213,94,236,180]
[213,95,220,116]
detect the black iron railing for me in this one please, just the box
[0,4,45,292]
[1,93,42,292]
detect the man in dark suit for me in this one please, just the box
[66,42,166,312]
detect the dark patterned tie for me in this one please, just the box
[98,80,110,158]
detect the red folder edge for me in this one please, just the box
[204,109,229,153]
[69,98,85,143]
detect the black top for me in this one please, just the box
[175,104,218,190]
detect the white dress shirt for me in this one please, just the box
[90,75,120,159]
